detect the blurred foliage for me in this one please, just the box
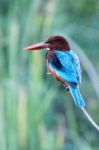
[0,0,99,150]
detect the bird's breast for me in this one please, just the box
[46,51,62,69]
[46,58,66,86]
[46,50,65,84]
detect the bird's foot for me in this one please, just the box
[65,86,69,91]
[63,82,69,91]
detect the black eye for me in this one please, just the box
[49,41,52,44]
[48,41,53,44]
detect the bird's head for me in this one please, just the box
[25,35,70,51]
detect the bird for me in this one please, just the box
[25,35,85,108]
[24,35,99,131]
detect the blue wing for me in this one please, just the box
[49,50,81,84]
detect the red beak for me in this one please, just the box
[24,42,47,50]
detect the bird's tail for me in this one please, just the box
[68,85,85,108]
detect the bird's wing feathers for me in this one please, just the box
[73,52,81,83]
[49,50,81,83]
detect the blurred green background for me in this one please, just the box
[0,0,99,150]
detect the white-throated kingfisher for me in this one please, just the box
[25,36,85,108]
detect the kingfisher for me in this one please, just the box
[25,36,85,108]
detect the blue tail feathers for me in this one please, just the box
[68,85,85,108]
